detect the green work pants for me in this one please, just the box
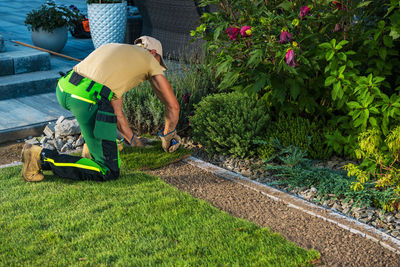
[40,73,120,181]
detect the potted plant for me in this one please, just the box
[86,0,127,49]
[68,5,91,39]
[24,1,77,52]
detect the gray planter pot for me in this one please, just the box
[31,27,68,52]
[87,2,127,49]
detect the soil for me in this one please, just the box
[3,142,400,265]
[0,142,24,165]
[147,161,400,266]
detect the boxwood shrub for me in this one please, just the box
[191,92,270,158]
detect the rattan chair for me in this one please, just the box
[135,0,211,60]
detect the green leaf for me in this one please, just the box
[336,40,349,50]
[326,50,335,61]
[325,76,336,86]
[357,1,372,8]
[332,81,342,100]
[252,75,267,93]
[213,25,224,41]
[337,52,347,61]
[319,43,332,49]
[383,35,394,47]
[338,65,346,74]
[369,116,378,128]
[379,47,387,60]
[347,101,362,109]
[277,1,292,11]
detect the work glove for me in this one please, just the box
[158,129,181,153]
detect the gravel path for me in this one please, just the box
[146,161,400,266]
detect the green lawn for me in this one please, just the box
[0,144,319,266]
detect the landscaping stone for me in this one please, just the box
[43,123,55,137]
[55,118,80,138]
[25,138,39,145]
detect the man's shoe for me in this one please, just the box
[81,143,91,159]
[21,144,44,182]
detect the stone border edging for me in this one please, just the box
[0,161,22,169]
[184,156,400,255]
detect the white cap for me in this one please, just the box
[134,35,168,70]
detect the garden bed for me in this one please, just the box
[182,138,400,241]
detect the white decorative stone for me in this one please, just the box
[42,143,55,150]
[25,138,39,145]
[55,119,81,138]
[75,135,85,147]
[44,123,56,137]
[56,116,65,125]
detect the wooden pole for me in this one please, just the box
[11,40,82,62]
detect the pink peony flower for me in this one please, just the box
[285,49,296,67]
[279,30,292,44]
[182,92,191,103]
[300,6,311,19]
[332,1,344,9]
[240,26,252,37]
[334,23,341,32]
[226,27,240,40]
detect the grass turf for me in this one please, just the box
[0,144,319,265]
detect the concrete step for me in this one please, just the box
[0,92,73,143]
[0,69,68,100]
[0,50,50,76]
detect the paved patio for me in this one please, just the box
[0,0,184,143]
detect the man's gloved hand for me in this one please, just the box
[158,129,181,153]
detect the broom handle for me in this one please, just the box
[11,40,82,62]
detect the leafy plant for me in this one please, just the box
[191,92,270,158]
[254,138,308,167]
[123,58,217,135]
[344,127,400,211]
[24,1,78,32]
[266,163,397,210]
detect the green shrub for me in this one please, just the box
[267,116,333,160]
[345,126,400,211]
[191,92,270,158]
[123,59,217,135]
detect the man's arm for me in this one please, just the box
[111,98,143,147]
[149,74,180,134]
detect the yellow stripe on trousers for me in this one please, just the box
[57,82,97,104]
[44,158,101,173]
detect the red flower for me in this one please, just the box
[300,6,311,19]
[279,30,292,44]
[226,27,240,40]
[285,49,296,67]
[240,26,252,37]
[182,92,191,103]
[332,1,344,9]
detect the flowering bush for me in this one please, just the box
[24,1,77,33]
[193,0,400,158]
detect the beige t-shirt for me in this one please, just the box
[73,43,164,99]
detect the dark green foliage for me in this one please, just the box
[266,164,397,210]
[123,60,217,135]
[25,1,78,32]
[259,115,333,160]
[191,92,270,158]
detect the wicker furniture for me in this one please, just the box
[135,0,210,60]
